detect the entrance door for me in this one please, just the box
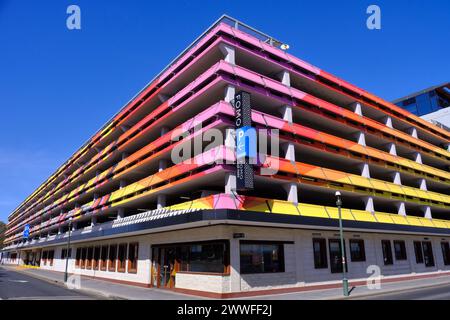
[151,247,179,289]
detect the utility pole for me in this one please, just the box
[335,191,349,296]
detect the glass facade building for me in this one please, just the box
[393,83,450,117]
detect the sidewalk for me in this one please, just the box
[5,265,450,300]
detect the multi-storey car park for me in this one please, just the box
[1,15,450,298]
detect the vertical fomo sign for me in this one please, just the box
[234,91,255,191]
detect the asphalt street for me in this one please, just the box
[0,266,97,300]
[353,282,450,300]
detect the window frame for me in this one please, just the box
[75,248,81,268]
[393,240,407,261]
[108,244,117,272]
[100,245,108,271]
[381,240,394,265]
[93,246,101,270]
[127,242,139,274]
[80,247,87,269]
[86,247,94,270]
[349,239,366,262]
[117,243,128,273]
[413,241,424,264]
[312,238,328,269]
[441,242,450,266]
[422,241,435,267]
[240,241,286,274]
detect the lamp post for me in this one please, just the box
[64,217,73,283]
[335,191,349,296]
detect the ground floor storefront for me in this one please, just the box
[3,223,450,296]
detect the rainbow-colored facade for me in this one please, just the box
[2,16,450,297]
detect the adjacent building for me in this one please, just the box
[393,83,450,131]
[2,16,450,297]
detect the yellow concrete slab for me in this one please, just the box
[298,203,329,218]
[350,210,378,223]
[326,207,354,221]
[374,213,394,224]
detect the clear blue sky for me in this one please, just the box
[0,0,449,223]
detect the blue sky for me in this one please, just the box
[0,0,449,223]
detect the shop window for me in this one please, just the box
[381,240,393,265]
[117,243,127,273]
[442,242,450,266]
[312,238,328,268]
[42,251,48,266]
[100,245,108,271]
[93,246,101,270]
[394,240,407,260]
[108,244,117,272]
[81,247,87,269]
[86,247,93,270]
[48,250,54,266]
[414,241,424,263]
[75,248,81,268]
[127,243,139,273]
[61,248,72,260]
[350,239,366,262]
[240,242,285,274]
[422,241,435,267]
[329,239,348,273]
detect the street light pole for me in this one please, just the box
[335,191,349,297]
[64,218,73,283]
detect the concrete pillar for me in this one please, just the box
[121,153,128,161]
[419,178,427,191]
[359,163,371,178]
[413,152,423,164]
[158,159,168,172]
[397,202,406,216]
[277,70,291,87]
[120,125,130,133]
[408,127,418,139]
[225,128,235,150]
[229,238,241,292]
[71,222,77,231]
[284,183,298,204]
[364,197,375,213]
[91,216,97,227]
[392,171,402,185]
[354,132,366,146]
[445,143,450,152]
[350,102,363,116]
[225,172,237,194]
[281,105,293,124]
[386,143,397,156]
[224,85,236,103]
[383,116,393,129]
[119,180,127,189]
[219,43,236,65]
[423,206,432,219]
[157,195,166,209]
[283,143,296,162]
[117,208,125,220]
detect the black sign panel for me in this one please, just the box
[233,91,254,191]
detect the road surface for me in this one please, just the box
[353,283,450,300]
[0,266,98,300]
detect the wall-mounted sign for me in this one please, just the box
[233,91,255,191]
[23,224,30,239]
